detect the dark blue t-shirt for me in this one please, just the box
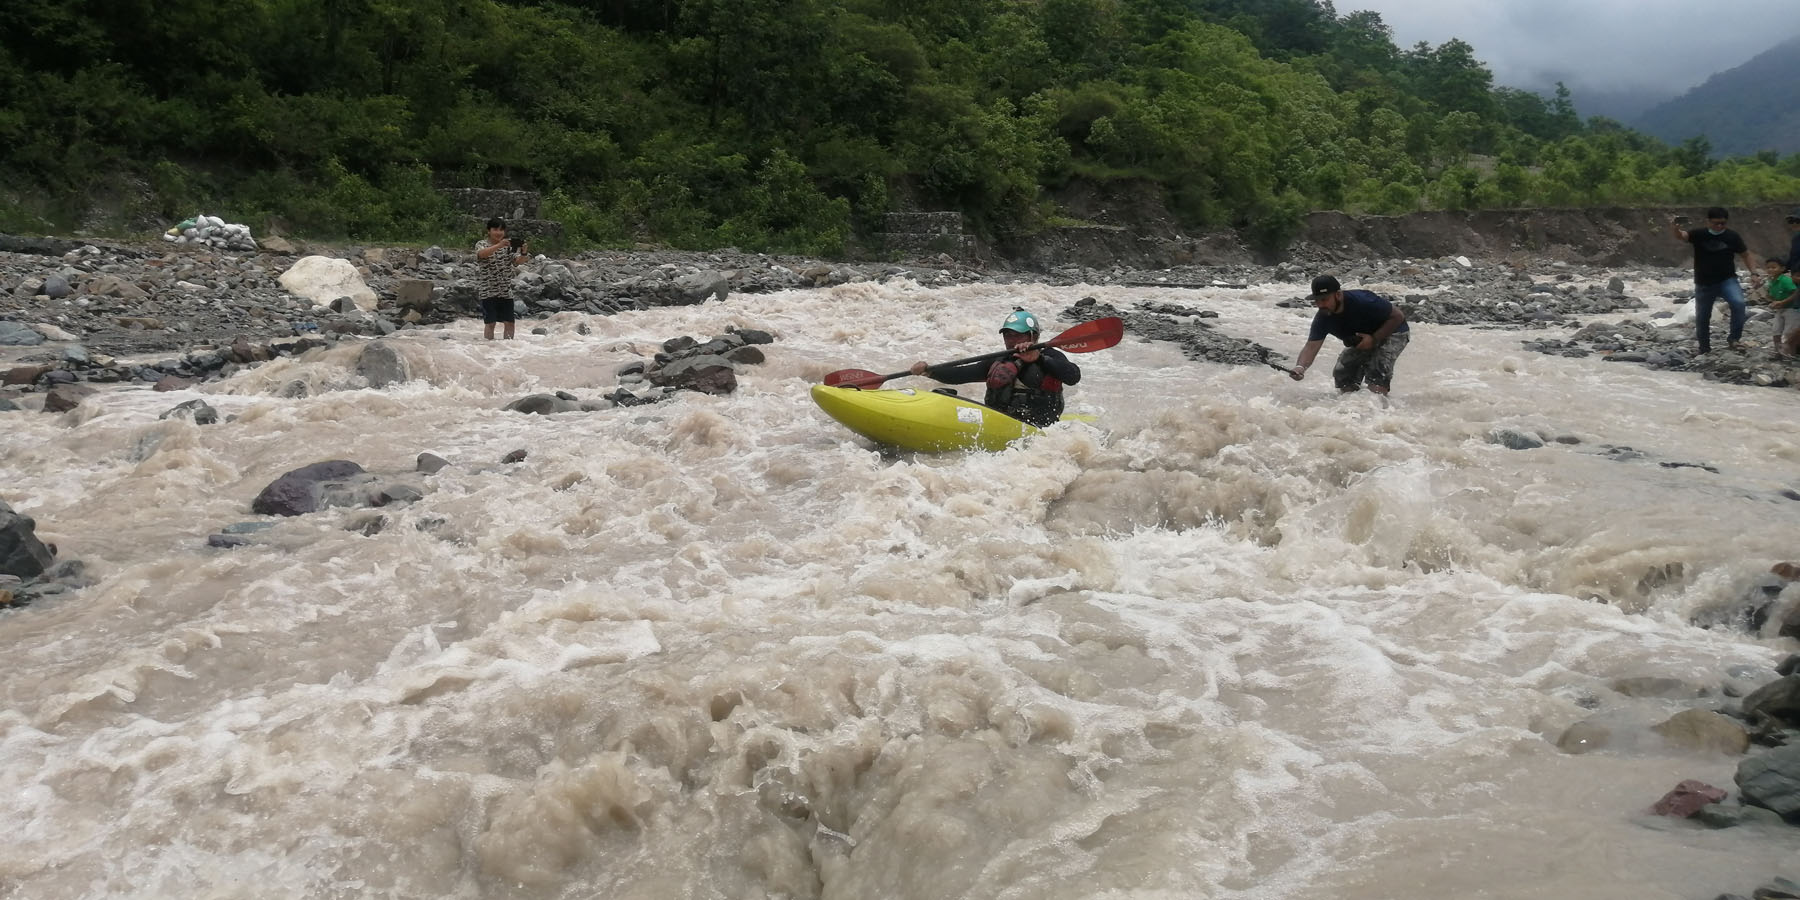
[1308,289,1409,345]
[1787,231,1800,274]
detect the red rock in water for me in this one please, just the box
[1650,780,1727,817]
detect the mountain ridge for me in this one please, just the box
[1633,35,1800,155]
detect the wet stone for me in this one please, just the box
[1490,428,1544,450]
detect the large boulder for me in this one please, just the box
[1742,675,1800,728]
[278,256,378,311]
[0,501,56,579]
[504,393,582,415]
[0,322,46,346]
[1651,709,1750,755]
[1737,743,1800,819]
[82,274,148,300]
[251,460,367,516]
[42,384,95,413]
[646,354,737,395]
[357,341,410,388]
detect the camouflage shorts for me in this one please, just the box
[1334,331,1410,391]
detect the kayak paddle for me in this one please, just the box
[822,317,1124,390]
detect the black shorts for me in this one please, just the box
[480,297,515,324]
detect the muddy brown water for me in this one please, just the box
[3,276,1799,899]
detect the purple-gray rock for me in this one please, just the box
[159,399,219,425]
[646,354,737,395]
[0,501,56,579]
[251,460,367,516]
[728,327,774,345]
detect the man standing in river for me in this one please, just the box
[1288,275,1410,395]
[475,217,529,341]
[1671,207,1754,354]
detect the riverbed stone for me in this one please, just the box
[1736,743,1800,818]
[1650,779,1726,817]
[0,501,55,579]
[250,460,367,516]
[356,341,410,388]
[1652,709,1751,755]
[1555,718,1613,754]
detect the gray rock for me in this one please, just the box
[669,271,729,305]
[1736,743,1800,818]
[616,360,647,378]
[0,500,56,579]
[1743,675,1800,727]
[1693,803,1786,829]
[206,534,253,549]
[1612,676,1705,699]
[646,354,738,395]
[1753,876,1800,899]
[158,399,219,425]
[729,327,775,345]
[373,485,423,506]
[42,274,72,299]
[663,335,698,354]
[1490,428,1545,450]
[329,296,360,314]
[0,322,46,346]
[416,453,450,475]
[356,341,410,388]
[62,346,88,366]
[504,394,581,415]
[501,449,527,464]
[724,345,766,365]
[251,460,367,516]
[221,521,277,535]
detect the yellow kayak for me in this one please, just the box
[811,384,1082,453]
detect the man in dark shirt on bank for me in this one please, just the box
[1785,208,1800,274]
[1671,207,1755,354]
[1289,275,1411,395]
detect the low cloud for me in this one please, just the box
[1346,1,1797,93]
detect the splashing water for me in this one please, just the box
[3,279,1799,899]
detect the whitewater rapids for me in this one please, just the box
[3,276,1799,899]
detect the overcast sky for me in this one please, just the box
[1344,0,1798,94]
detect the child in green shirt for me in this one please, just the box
[1766,258,1798,357]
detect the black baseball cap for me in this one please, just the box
[1309,275,1341,297]
[1788,208,1800,222]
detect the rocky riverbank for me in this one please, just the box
[4,232,1799,408]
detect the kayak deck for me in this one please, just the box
[811,384,1074,453]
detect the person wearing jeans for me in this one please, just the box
[1671,207,1755,354]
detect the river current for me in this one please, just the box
[4,276,1799,899]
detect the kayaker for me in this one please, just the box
[1288,275,1410,395]
[908,309,1081,427]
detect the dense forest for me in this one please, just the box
[4,0,1800,254]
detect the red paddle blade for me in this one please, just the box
[822,368,885,388]
[1045,316,1124,353]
